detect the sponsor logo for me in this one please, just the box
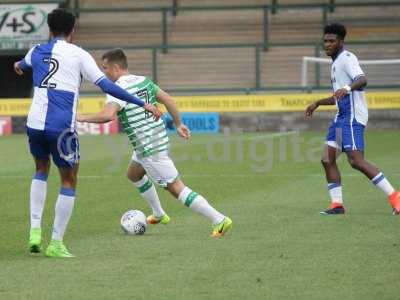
[76,120,119,135]
[163,112,219,134]
[0,4,57,49]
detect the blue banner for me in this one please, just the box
[163,112,219,134]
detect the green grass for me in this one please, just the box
[0,131,399,300]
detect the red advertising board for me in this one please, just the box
[76,120,119,135]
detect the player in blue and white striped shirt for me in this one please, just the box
[305,23,400,215]
[14,9,162,257]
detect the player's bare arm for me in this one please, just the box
[156,89,191,140]
[305,96,336,119]
[13,61,24,75]
[143,103,163,121]
[77,103,120,123]
[334,76,367,101]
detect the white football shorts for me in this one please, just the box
[131,151,179,187]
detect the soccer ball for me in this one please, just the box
[120,210,147,235]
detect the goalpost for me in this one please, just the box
[301,56,400,90]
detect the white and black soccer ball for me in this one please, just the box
[120,210,147,235]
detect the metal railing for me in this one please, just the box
[4,40,398,93]
[2,1,400,93]
[67,1,400,93]
[3,39,398,93]
[79,39,400,94]
[4,0,400,52]
[69,1,400,52]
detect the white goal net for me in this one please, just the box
[301,56,400,90]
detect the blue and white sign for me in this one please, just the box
[163,112,220,134]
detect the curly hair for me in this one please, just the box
[324,23,347,40]
[47,9,75,36]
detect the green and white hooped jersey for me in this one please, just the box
[106,74,169,157]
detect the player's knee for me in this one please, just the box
[348,157,363,170]
[321,159,335,167]
[60,171,78,189]
[126,171,143,183]
[167,180,185,198]
[126,172,133,181]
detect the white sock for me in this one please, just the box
[134,176,165,217]
[328,183,343,204]
[30,172,48,229]
[51,188,75,241]
[178,186,225,225]
[371,172,395,196]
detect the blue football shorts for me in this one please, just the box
[27,127,80,168]
[325,120,365,152]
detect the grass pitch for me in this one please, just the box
[0,131,399,300]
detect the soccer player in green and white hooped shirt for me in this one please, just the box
[78,49,232,237]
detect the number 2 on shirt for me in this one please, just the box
[40,57,59,89]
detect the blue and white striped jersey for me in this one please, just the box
[22,38,105,132]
